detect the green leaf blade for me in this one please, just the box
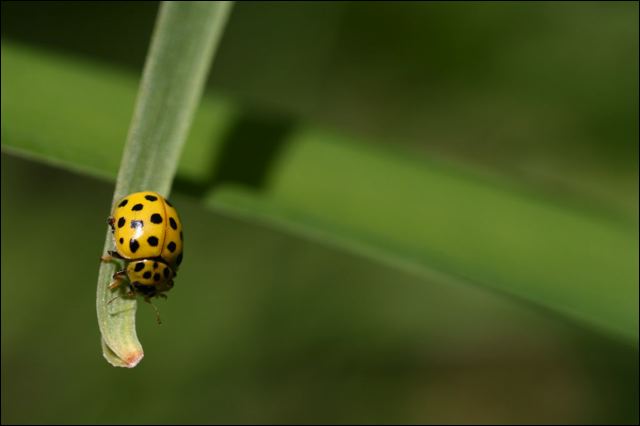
[96,0,233,368]
[208,127,639,344]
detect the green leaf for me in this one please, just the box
[1,19,637,346]
[0,40,238,182]
[208,128,639,343]
[95,1,232,367]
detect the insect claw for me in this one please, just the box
[107,295,120,305]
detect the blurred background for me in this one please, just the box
[1,1,638,424]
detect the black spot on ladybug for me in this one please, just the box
[134,262,145,272]
[129,239,140,253]
[167,242,177,253]
[154,273,161,282]
[132,203,144,211]
[117,217,126,228]
[180,231,183,241]
[143,271,152,279]
[119,238,124,244]
[169,217,177,230]
[130,220,143,229]
[165,199,173,207]
[118,199,128,208]
[145,195,158,201]
[147,236,159,246]
[163,268,170,278]
[153,262,158,269]
[176,253,183,266]
[150,214,163,224]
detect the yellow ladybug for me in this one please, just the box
[101,191,183,306]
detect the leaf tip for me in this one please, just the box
[124,351,144,368]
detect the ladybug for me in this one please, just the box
[101,191,183,309]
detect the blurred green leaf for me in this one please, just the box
[210,129,639,343]
[0,40,238,183]
[1,39,637,345]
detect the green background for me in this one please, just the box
[1,1,638,424]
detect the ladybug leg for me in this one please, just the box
[108,250,125,259]
[125,284,136,298]
[107,216,115,232]
[101,251,125,263]
[108,270,127,290]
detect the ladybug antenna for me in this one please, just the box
[146,299,162,325]
[107,295,121,305]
